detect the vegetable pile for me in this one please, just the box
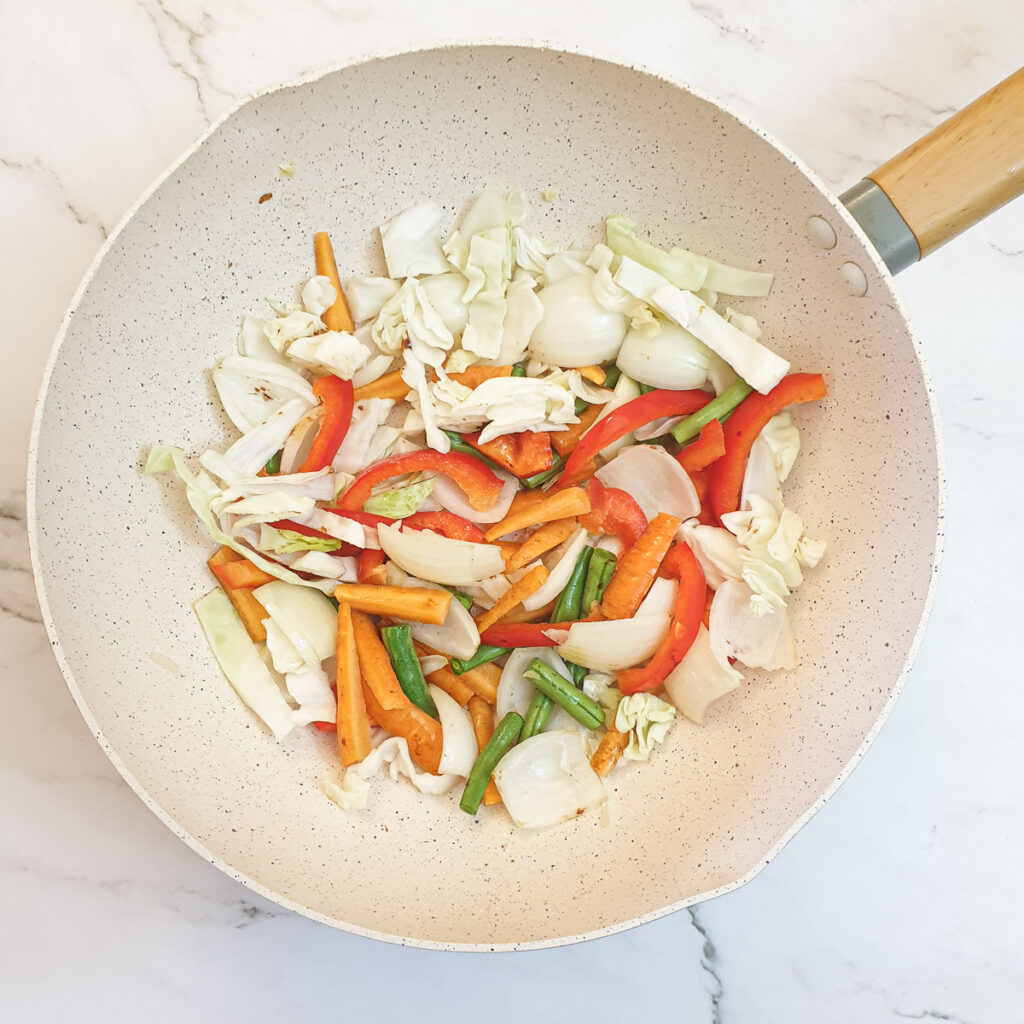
[147,189,827,829]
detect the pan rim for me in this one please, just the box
[26,38,946,952]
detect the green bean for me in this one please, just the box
[637,382,656,394]
[442,585,474,611]
[523,659,604,730]
[510,364,526,377]
[670,378,753,445]
[380,624,438,719]
[460,712,523,814]
[580,548,617,616]
[263,451,282,475]
[520,690,554,739]
[522,452,567,489]
[451,645,508,675]
[551,546,593,622]
[601,365,622,389]
[574,395,589,415]
[567,661,587,687]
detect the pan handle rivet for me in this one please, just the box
[840,261,868,297]
[806,215,837,250]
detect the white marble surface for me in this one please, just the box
[4,1,1023,1020]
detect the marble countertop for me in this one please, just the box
[4,1,1023,1021]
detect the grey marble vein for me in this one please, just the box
[0,157,108,238]
[688,907,724,1023]
[688,2,763,47]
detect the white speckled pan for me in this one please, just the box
[28,45,946,950]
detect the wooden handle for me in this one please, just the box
[866,67,1024,257]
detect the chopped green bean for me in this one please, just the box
[670,378,753,445]
[521,690,554,739]
[460,712,524,814]
[580,548,617,616]
[263,451,282,475]
[522,452,567,489]
[524,659,604,730]
[451,645,508,674]
[574,395,589,415]
[567,661,587,687]
[510,364,526,377]
[381,624,438,719]
[552,546,593,622]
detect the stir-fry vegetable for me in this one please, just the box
[150,191,829,830]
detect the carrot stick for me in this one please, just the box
[420,658,475,706]
[576,365,607,385]
[474,565,549,634]
[335,602,372,767]
[467,696,502,805]
[505,518,578,572]
[207,547,268,643]
[599,513,683,620]
[448,365,514,388]
[313,231,355,333]
[552,404,602,457]
[353,370,409,403]
[351,610,442,773]
[334,584,451,624]
[458,661,501,704]
[590,727,629,777]
[209,558,277,590]
[483,487,591,542]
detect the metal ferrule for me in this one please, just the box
[840,179,921,274]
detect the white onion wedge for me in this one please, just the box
[496,648,581,732]
[595,445,700,522]
[377,522,504,586]
[663,624,743,724]
[428,470,519,524]
[493,731,607,829]
[522,528,590,611]
[429,685,478,777]
[709,579,797,670]
[557,613,670,671]
[384,563,482,659]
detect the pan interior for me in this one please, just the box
[30,45,939,948]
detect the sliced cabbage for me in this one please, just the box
[377,522,504,586]
[218,397,311,478]
[493,731,606,828]
[285,330,369,380]
[605,215,773,297]
[679,519,742,589]
[363,478,434,518]
[379,201,450,278]
[193,588,297,740]
[485,274,543,366]
[595,445,700,522]
[662,624,743,724]
[271,529,341,554]
[529,270,628,366]
[300,275,336,316]
[401,349,450,453]
[760,412,801,482]
[281,662,337,726]
[332,399,396,475]
[418,273,471,335]
[614,693,675,761]
[344,276,401,323]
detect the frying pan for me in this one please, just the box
[27,45,1024,950]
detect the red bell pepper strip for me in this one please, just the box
[479,620,579,649]
[336,450,505,512]
[357,548,387,584]
[578,477,648,548]
[559,389,712,485]
[618,542,706,695]
[296,375,355,474]
[464,430,554,479]
[708,373,827,520]
[402,510,487,543]
[676,419,726,474]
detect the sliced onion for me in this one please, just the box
[522,528,590,611]
[429,684,477,777]
[253,580,337,665]
[679,519,742,589]
[221,397,311,478]
[637,577,678,616]
[663,624,743,725]
[428,470,519,524]
[557,613,670,671]
[615,321,711,390]
[497,648,581,732]
[632,414,686,442]
[384,562,482,658]
[740,434,784,512]
[709,579,797,670]
[419,655,448,676]
[595,445,700,521]
[377,523,504,586]
[528,271,628,366]
[492,731,607,829]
